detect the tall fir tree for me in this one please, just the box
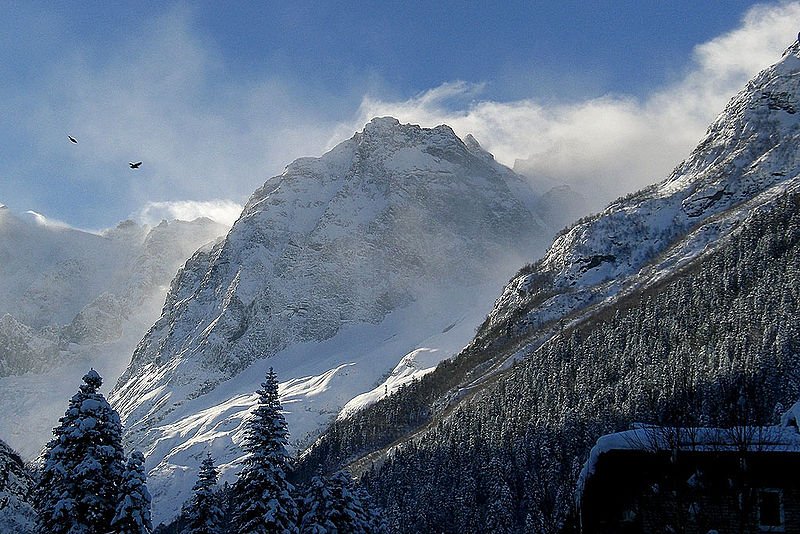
[182,453,225,534]
[298,473,336,534]
[232,368,298,533]
[299,470,378,533]
[111,450,153,534]
[34,369,126,534]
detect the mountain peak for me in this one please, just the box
[776,36,800,69]
[355,117,461,149]
[110,117,558,523]
[363,115,401,131]
[358,116,411,143]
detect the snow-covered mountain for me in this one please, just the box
[0,209,227,458]
[481,39,800,347]
[109,117,568,523]
[0,207,139,331]
[295,39,800,533]
[0,439,36,533]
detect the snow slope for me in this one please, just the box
[0,210,227,458]
[0,206,132,329]
[110,117,565,523]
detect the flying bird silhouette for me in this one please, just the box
[129,161,142,169]
[68,135,78,144]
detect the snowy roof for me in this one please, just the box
[576,422,800,506]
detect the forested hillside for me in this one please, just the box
[302,188,800,532]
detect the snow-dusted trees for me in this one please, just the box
[299,474,336,533]
[312,191,800,531]
[182,453,225,534]
[298,470,377,533]
[111,450,153,534]
[484,458,514,534]
[232,368,298,533]
[35,369,127,534]
[0,438,37,533]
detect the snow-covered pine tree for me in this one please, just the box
[111,450,153,534]
[232,368,298,533]
[299,473,336,534]
[483,456,515,534]
[182,453,225,534]
[34,369,126,534]
[354,481,386,533]
[327,471,377,533]
[298,470,379,533]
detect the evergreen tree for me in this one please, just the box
[298,474,336,533]
[298,471,377,533]
[232,368,298,533]
[354,482,386,533]
[182,453,225,534]
[111,450,153,534]
[35,369,126,534]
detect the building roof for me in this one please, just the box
[576,422,800,506]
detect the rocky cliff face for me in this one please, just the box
[110,117,565,523]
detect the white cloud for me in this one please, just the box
[332,2,800,210]
[135,200,243,227]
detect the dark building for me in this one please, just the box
[577,425,800,533]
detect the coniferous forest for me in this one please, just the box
[299,192,800,532]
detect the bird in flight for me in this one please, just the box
[68,135,78,144]
[129,161,142,169]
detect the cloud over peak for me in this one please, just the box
[334,2,800,210]
[135,200,242,227]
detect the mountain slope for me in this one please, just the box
[0,212,227,458]
[0,207,140,330]
[110,117,564,523]
[359,189,800,532]
[298,39,800,531]
[484,40,800,343]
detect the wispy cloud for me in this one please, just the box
[333,2,800,210]
[136,200,242,227]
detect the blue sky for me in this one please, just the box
[0,1,798,229]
